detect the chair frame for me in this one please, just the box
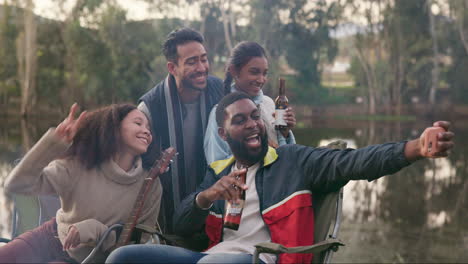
[253,140,347,264]
[322,188,343,263]
[1,194,156,263]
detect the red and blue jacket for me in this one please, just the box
[174,143,410,263]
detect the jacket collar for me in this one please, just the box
[210,146,278,175]
[231,83,264,105]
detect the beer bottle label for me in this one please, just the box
[224,200,245,226]
[275,109,287,126]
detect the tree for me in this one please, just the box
[450,0,468,55]
[248,0,343,101]
[17,0,37,117]
[54,0,105,110]
[386,0,433,114]
[427,0,439,106]
[347,0,389,115]
[445,0,468,104]
[0,1,19,107]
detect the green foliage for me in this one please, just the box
[3,0,468,113]
[0,2,167,111]
[444,1,468,104]
[0,0,345,111]
[36,20,66,106]
[386,0,433,100]
[286,75,354,105]
[243,0,343,101]
[346,0,457,110]
[446,43,468,104]
[0,4,19,101]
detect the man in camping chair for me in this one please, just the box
[106,92,454,264]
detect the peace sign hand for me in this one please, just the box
[56,103,87,143]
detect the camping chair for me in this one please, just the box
[252,140,347,264]
[0,193,157,263]
[0,194,60,243]
[1,158,62,243]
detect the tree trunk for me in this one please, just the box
[200,14,206,37]
[228,0,236,38]
[58,0,86,112]
[456,1,468,56]
[355,46,376,115]
[394,50,404,117]
[220,0,233,52]
[16,32,25,108]
[21,118,34,151]
[392,13,404,117]
[428,0,439,105]
[18,0,37,117]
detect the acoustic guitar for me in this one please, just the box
[115,147,176,248]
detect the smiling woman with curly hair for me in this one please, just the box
[1,103,162,263]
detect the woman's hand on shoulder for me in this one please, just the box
[56,103,87,143]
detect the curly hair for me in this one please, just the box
[62,104,138,169]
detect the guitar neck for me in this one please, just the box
[113,147,175,249]
[115,173,155,248]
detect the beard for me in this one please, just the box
[226,131,269,165]
[181,71,208,92]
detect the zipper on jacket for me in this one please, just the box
[255,166,273,237]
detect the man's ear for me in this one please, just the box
[218,127,228,141]
[167,61,177,76]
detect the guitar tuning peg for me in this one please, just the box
[170,159,174,163]
[175,152,180,156]
[165,167,170,173]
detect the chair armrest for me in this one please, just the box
[81,224,123,264]
[252,238,344,264]
[0,238,11,243]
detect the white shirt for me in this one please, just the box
[205,162,277,263]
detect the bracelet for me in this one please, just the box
[195,193,213,210]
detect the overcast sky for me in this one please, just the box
[30,0,449,26]
[33,0,199,21]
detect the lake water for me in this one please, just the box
[0,116,467,263]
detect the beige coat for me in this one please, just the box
[4,128,162,262]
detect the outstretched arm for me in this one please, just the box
[292,121,453,193]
